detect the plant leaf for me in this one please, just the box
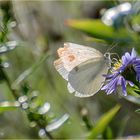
[0,101,19,113]
[127,86,140,97]
[135,108,140,113]
[103,126,113,139]
[66,19,133,42]
[46,114,69,132]
[88,104,121,139]
[124,95,140,105]
[12,52,50,89]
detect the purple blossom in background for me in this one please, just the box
[101,48,140,96]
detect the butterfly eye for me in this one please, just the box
[104,53,110,59]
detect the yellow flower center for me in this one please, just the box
[113,59,122,71]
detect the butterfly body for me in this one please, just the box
[54,43,109,97]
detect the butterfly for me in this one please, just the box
[54,42,110,97]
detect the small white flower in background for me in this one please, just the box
[102,2,132,26]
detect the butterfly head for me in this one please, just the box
[104,52,111,60]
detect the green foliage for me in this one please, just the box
[88,105,121,139]
[66,19,133,42]
[0,1,140,139]
[0,101,19,113]
[124,95,140,105]
[12,52,50,90]
[135,108,140,113]
[103,126,113,139]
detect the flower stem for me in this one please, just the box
[0,68,19,100]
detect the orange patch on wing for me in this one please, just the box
[57,47,68,57]
[68,55,75,62]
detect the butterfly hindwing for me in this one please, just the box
[68,58,108,97]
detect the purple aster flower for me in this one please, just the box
[101,48,140,96]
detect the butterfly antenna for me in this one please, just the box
[105,42,118,53]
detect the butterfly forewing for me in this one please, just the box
[54,42,109,97]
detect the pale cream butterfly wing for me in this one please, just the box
[68,57,108,97]
[54,42,109,97]
[54,42,101,80]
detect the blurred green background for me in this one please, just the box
[0,0,140,139]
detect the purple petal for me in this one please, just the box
[117,76,122,85]
[101,79,115,90]
[102,74,114,79]
[121,77,127,96]
[128,81,134,87]
[122,55,127,64]
[106,88,115,95]
[125,52,131,60]
[136,58,140,61]
[102,48,140,96]
[131,48,137,58]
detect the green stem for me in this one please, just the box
[0,68,19,100]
